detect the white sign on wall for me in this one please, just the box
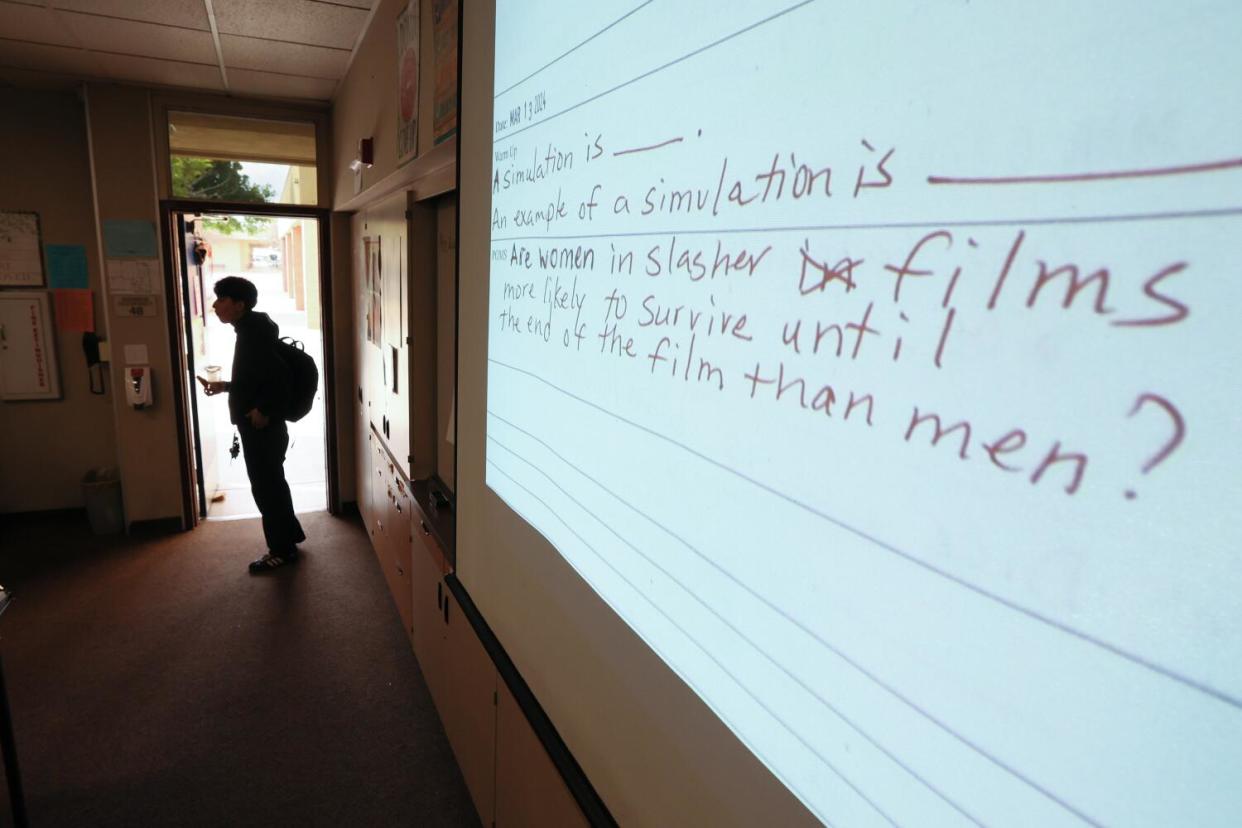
[0,291,61,400]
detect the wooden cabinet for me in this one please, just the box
[408,495,498,826]
[368,433,415,641]
[441,584,498,824]
[389,478,413,639]
[410,501,447,709]
[495,683,589,828]
[357,422,374,533]
[369,436,390,580]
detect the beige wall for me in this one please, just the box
[0,90,118,512]
[331,0,439,209]
[84,83,184,525]
[1,79,343,524]
[301,221,321,330]
[205,237,248,272]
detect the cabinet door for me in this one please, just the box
[390,480,414,639]
[442,587,498,826]
[410,503,447,710]
[370,441,393,585]
[495,683,589,828]
[357,407,374,531]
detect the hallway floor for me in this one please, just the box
[0,510,478,827]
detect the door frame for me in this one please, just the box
[159,199,339,529]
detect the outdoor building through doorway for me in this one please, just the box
[175,209,328,522]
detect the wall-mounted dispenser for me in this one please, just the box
[126,365,151,409]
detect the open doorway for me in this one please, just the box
[173,209,328,522]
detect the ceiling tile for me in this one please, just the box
[0,3,76,47]
[95,51,224,91]
[227,67,335,101]
[51,0,210,32]
[61,11,218,65]
[0,39,105,77]
[218,33,348,79]
[212,0,368,50]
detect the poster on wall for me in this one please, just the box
[396,1,420,164]
[432,0,458,144]
[0,291,61,400]
[0,211,45,288]
[365,237,382,346]
[105,259,162,295]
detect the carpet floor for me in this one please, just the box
[0,510,479,827]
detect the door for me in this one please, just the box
[169,212,216,522]
[167,203,336,525]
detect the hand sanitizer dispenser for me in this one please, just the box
[126,366,152,409]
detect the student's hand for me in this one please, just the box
[246,408,269,429]
[197,376,228,396]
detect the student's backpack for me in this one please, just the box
[276,337,319,422]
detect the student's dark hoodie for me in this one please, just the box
[228,309,291,425]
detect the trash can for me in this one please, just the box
[82,467,124,535]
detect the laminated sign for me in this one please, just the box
[396,1,420,164]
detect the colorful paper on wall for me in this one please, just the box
[432,0,458,144]
[46,244,89,289]
[396,1,420,164]
[102,219,157,257]
[53,288,94,332]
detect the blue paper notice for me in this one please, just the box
[45,244,89,289]
[102,220,157,257]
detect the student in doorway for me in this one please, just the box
[199,276,306,573]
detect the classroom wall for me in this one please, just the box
[331,0,438,209]
[84,83,185,525]
[0,89,118,513]
[331,0,448,505]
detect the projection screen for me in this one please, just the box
[457,2,1242,825]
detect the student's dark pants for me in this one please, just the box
[238,419,306,554]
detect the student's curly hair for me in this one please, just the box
[213,276,258,310]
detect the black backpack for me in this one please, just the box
[276,336,319,422]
